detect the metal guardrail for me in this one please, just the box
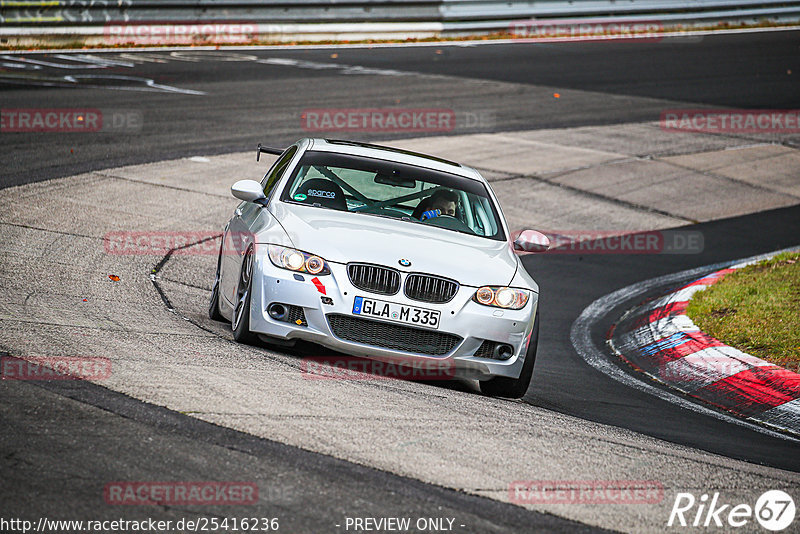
[441,0,800,20]
[1,0,799,46]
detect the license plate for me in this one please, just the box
[352,296,440,329]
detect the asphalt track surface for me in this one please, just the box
[1,30,800,532]
[3,374,599,533]
[2,30,799,188]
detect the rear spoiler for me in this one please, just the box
[256,143,284,161]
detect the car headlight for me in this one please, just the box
[472,286,529,310]
[268,245,330,275]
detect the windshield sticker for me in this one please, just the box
[293,193,307,201]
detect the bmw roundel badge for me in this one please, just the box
[398,259,411,267]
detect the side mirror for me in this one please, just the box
[231,180,266,203]
[513,230,551,253]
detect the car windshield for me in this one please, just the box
[279,151,506,241]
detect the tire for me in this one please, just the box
[208,241,225,321]
[232,246,257,344]
[480,310,539,399]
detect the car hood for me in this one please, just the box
[268,203,518,287]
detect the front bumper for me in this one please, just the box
[248,253,538,380]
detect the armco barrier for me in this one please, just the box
[1,0,799,47]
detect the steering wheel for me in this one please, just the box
[357,206,409,218]
[420,214,476,234]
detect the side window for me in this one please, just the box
[261,146,298,197]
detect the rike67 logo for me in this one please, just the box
[668,490,795,531]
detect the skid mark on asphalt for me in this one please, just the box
[473,164,696,224]
[0,220,101,241]
[95,171,232,197]
[659,154,800,201]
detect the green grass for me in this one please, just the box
[686,252,800,371]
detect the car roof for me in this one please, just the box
[305,138,485,182]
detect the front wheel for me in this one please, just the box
[208,240,225,321]
[232,247,257,344]
[480,310,539,398]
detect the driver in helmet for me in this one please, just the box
[414,189,459,221]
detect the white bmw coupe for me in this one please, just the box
[209,138,550,397]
